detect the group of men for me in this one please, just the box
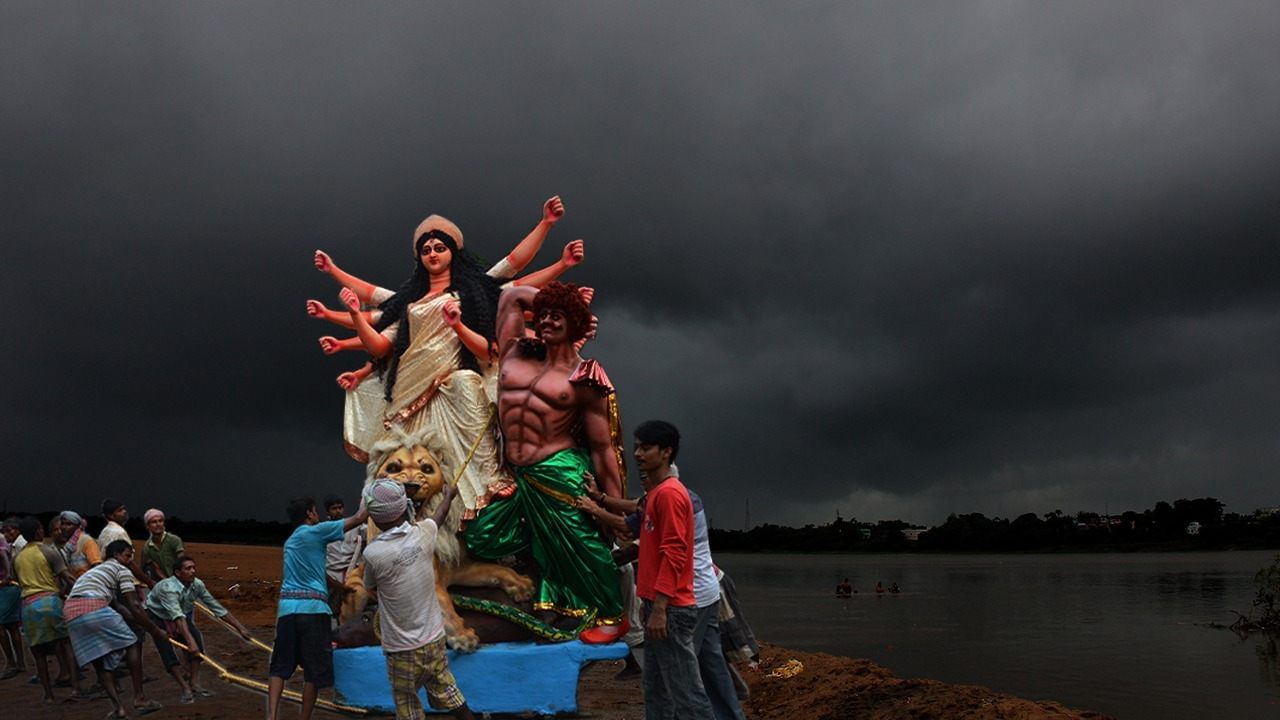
[605,421,754,720]
[268,420,754,720]
[0,281,757,719]
[0,499,253,717]
[266,281,756,720]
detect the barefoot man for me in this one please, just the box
[463,281,626,642]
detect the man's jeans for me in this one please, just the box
[642,602,715,720]
[692,601,747,720]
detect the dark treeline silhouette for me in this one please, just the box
[709,498,1280,553]
[9,497,1279,551]
[4,512,294,546]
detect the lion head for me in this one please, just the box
[365,431,464,567]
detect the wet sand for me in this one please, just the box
[0,542,1109,718]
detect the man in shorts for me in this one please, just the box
[267,496,368,720]
[362,479,474,720]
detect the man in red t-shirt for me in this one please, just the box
[633,420,715,720]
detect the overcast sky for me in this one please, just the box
[3,2,1277,528]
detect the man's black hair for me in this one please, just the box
[101,498,125,517]
[286,497,316,526]
[634,419,681,462]
[322,495,344,510]
[174,554,196,571]
[104,539,132,559]
[18,516,41,542]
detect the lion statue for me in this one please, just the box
[339,431,535,652]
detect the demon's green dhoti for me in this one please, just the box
[463,447,623,623]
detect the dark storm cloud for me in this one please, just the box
[2,2,1277,526]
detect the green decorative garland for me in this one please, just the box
[451,594,597,642]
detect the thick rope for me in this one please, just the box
[195,601,274,653]
[167,637,369,715]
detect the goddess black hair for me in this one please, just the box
[372,229,503,401]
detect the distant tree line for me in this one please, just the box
[12,496,1279,551]
[709,498,1280,553]
[7,512,295,546]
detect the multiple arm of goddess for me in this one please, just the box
[308,198,585,388]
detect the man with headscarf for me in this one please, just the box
[57,511,100,579]
[362,479,474,719]
[142,508,184,581]
[267,496,368,720]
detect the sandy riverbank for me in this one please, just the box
[0,542,1110,719]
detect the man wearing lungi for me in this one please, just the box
[65,540,167,718]
[12,516,80,703]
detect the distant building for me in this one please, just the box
[1254,507,1279,519]
[1185,521,1201,536]
[901,528,925,541]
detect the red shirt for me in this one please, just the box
[636,477,696,607]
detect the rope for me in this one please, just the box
[167,637,369,715]
[450,405,496,488]
[194,601,274,654]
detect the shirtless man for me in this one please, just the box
[462,281,626,643]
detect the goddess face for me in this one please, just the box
[419,237,452,275]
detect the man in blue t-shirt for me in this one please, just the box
[268,496,368,720]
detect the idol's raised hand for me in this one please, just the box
[314,250,333,273]
[561,239,584,268]
[543,195,565,224]
[339,287,361,312]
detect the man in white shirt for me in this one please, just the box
[97,498,131,550]
[361,479,474,720]
[3,517,27,555]
[686,487,747,720]
[97,498,152,590]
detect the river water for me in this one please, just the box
[717,551,1279,719]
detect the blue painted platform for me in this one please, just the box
[334,640,629,715]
